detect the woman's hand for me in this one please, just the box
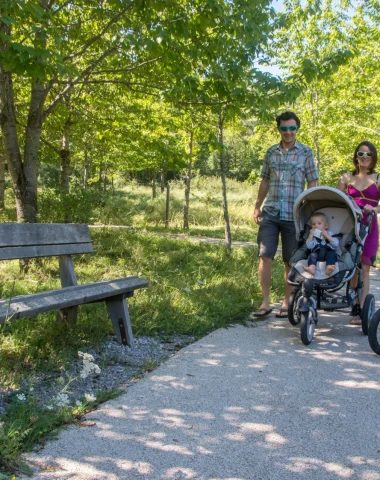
[363,204,377,213]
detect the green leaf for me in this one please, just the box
[0,15,15,26]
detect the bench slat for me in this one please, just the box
[0,223,91,247]
[0,243,94,260]
[0,277,149,322]
[0,223,93,259]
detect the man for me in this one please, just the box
[253,111,318,318]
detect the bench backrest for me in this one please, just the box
[0,223,93,260]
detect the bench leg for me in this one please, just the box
[106,294,134,346]
[57,306,78,325]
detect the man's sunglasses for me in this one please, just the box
[279,125,298,132]
[357,151,373,157]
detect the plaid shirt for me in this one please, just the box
[260,141,319,221]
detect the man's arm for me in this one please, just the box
[253,178,270,224]
[307,179,318,189]
[305,148,318,189]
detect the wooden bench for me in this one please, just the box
[0,223,148,346]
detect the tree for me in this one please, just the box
[2,0,278,222]
[270,0,380,184]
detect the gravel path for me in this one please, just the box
[0,335,194,416]
[18,270,380,480]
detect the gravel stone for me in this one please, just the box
[0,334,195,414]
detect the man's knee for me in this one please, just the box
[259,256,272,267]
[279,220,297,264]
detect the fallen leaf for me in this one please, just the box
[79,421,96,427]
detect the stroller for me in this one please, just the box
[287,186,376,345]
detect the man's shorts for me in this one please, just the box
[257,211,297,264]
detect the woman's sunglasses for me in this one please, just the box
[279,125,298,132]
[357,151,373,157]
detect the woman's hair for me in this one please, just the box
[352,140,378,175]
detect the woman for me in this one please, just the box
[337,140,380,325]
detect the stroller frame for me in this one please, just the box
[287,186,376,345]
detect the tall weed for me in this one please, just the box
[3,175,259,240]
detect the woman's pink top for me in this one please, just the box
[348,182,379,265]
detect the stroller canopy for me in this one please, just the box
[293,186,363,243]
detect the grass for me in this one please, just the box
[33,176,259,242]
[0,386,120,475]
[0,230,287,475]
[0,176,278,476]
[0,231,285,383]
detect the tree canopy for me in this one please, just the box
[1,0,380,223]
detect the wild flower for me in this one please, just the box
[84,393,96,403]
[75,400,82,407]
[16,393,26,402]
[78,351,95,362]
[184,286,191,293]
[78,351,101,378]
[54,393,70,408]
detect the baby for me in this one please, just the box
[303,212,339,276]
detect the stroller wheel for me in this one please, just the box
[288,286,302,326]
[300,309,316,346]
[361,294,376,336]
[368,309,380,355]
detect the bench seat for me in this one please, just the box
[0,277,148,321]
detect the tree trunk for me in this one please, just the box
[165,181,170,229]
[83,144,90,189]
[103,166,107,192]
[0,16,48,223]
[183,129,193,230]
[60,117,71,193]
[152,172,156,199]
[310,87,320,171]
[98,162,103,190]
[22,1,49,223]
[0,153,5,209]
[23,79,47,223]
[218,113,231,252]
[160,170,166,193]
[0,45,26,221]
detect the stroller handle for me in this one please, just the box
[361,208,376,232]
